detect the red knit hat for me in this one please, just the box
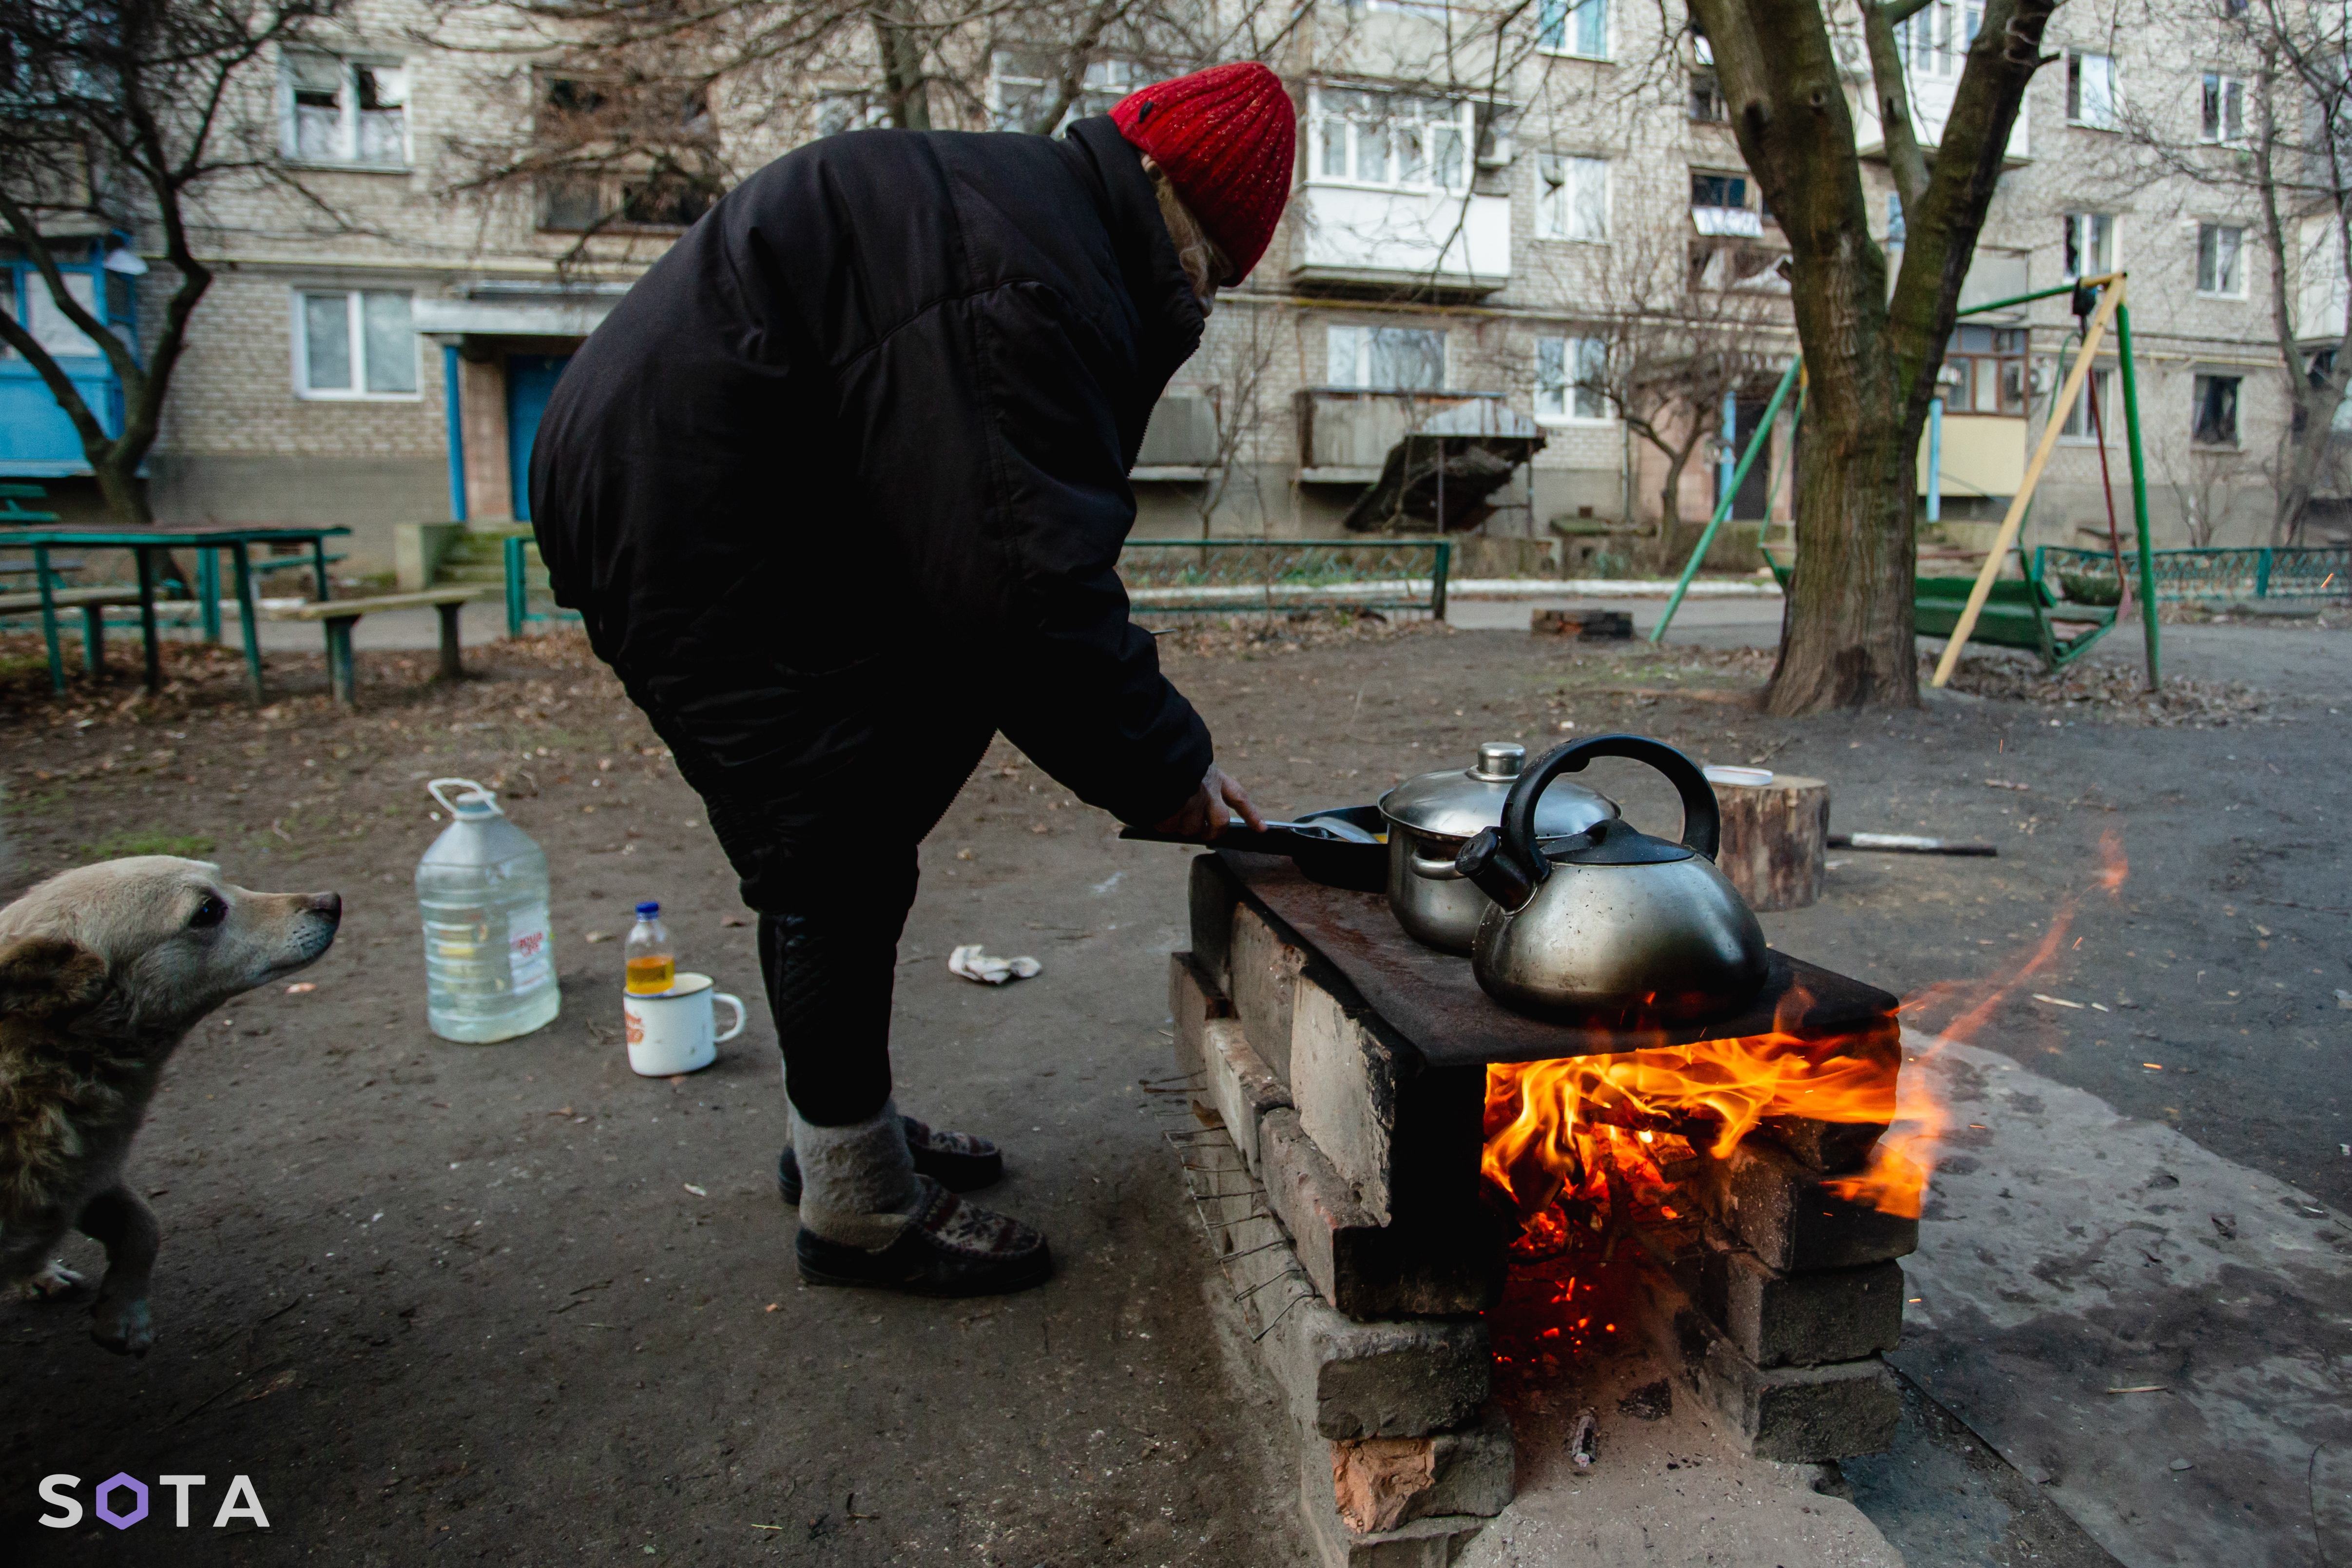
[1111,62,1295,283]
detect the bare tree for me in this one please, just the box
[0,0,345,525]
[1567,219,1785,562]
[1688,0,2056,713]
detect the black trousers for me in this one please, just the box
[625,672,994,1128]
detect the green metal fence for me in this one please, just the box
[1116,538,1452,618]
[2035,545,2352,603]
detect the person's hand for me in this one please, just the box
[1152,765,1265,843]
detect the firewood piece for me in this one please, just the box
[1710,774,1829,912]
[1532,607,1632,639]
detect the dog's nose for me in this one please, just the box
[308,892,342,923]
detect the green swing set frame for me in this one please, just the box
[1650,274,2162,687]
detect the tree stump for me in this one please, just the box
[1710,774,1829,912]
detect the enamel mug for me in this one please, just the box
[622,972,746,1076]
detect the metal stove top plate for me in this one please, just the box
[1216,850,1899,1069]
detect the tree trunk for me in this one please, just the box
[874,9,930,131]
[1769,291,1922,713]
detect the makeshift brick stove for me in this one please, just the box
[1167,850,1913,1568]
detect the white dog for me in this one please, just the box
[0,857,339,1354]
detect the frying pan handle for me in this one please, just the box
[1498,735,1720,884]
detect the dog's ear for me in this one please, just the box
[0,935,108,1019]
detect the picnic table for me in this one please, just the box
[0,523,350,697]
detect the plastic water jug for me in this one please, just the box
[418,777,559,1043]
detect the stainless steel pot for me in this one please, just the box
[1376,741,1618,953]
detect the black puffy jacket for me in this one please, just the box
[529,116,1214,830]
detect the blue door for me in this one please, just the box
[505,353,571,521]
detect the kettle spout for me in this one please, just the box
[1455,827,1537,911]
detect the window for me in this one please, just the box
[283,53,407,167]
[2066,51,2117,129]
[1894,2,1984,80]
[1537,0,1609,59]
[295,290,417,398]
[1310,90,1473,193]
[4,270,120,360]
[2200,73,2246,143]
[2192,374,2240,445]
[1691,171,1761,236]
[1689,72,1725,123]
[990,53,1147,134]
[1327,325,1446,390]
[2197,224,2244,295]
[1691,172,1745,210]
[2062,212,2114,278]
[2059,364,2117,439]
[1887,191,1907,245]
[1534,336,1609,420]
[816,92,888,138]
[1940,326,2029,415]
[534,76,718,233]
[1538,156,1608,241]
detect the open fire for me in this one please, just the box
[1482,829,2130,1255]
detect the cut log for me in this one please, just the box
[1710,774,1829,913]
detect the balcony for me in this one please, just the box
[1295,388,1528,483]
[1855,73,2030,166]
[1289,184,1510,300]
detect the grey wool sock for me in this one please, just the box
[790,1098,922,1250]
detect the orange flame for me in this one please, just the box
[1482,835,2133,1239]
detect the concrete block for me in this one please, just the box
[1300,1448,1489,1568]
[1261,1111,1501,1320]
[1325,1403,1515,1530]
[1700,1248,1906,1369]
[1208,1018,1291,1177]
[1271,1298,1491,1440]
[1291,975,1398,1224]
[1230,904,1307,1085]
[1169,950,1234,1084]
[393,520,464,591]
[1646,1275,1899,1461]
[1188,852,1241,992]
[1683,1137,1918,1274]
[1755,1114,1887,1175]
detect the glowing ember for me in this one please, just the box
[1483,830,2133,1244]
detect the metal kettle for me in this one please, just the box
[1454,735,1769,1023]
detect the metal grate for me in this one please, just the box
[1146,1071,1320,1344]
[1117,538,1451,619]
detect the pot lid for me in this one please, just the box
[1378,741,1619,840]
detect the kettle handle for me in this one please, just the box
[1499,735,1721,886]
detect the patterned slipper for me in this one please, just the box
[795,1178,1052,1296]
[778,1115,1001,1205]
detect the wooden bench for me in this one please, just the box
[266,587,490,705]
[0,586,147,677]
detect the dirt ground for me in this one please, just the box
[0,613,2344,1565]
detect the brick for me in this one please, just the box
[1260,1111,1501,1320]
[1290,975,1398,1223]
[1755,1114,1888,1175]
[1168,950,1234,1084]
[1207,1018,1291,1177]
[1683,1137,1918,1274]
[1229,904,1307,1084]
[1272,1300,1491,1440]
[1188,853,1241,993]
[1298,1449,1489,1568]
[1699,1247,1906,1369]
[1643,1276,1900,1462]
[1321,1403,1513,1528]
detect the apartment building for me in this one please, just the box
[2,0,2326,574]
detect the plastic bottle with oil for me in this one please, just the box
[624,902,675,995]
